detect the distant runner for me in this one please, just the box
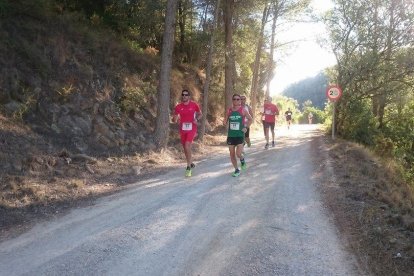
[308,112,313,124]
[285,107,293,129]
[172,89,202,177]
[225,93,253,177]
[260,96,279,149]
[241,95,252,147]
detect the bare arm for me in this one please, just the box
[223,114,228,125]
[195,111,202,123]
[172,114,179,123]
[223,108,230,126]
[248,106,253,120]
[259,106,265,116]
[244,109,253,128]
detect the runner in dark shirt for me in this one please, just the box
[285,108,293,129]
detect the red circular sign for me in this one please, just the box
[326,85,342,101]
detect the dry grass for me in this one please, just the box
[0,137,225,215]
[316,137,414,275]
[327,141,414,213]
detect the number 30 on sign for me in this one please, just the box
[326,85,342,102]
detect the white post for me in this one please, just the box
[332,101,335,140]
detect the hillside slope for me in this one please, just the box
[282,72,328,109]
[1,4,207,158]
[1,5,160,155]
[0,2,206,219]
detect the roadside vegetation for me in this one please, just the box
[324,0,414,186]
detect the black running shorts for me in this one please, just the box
[227,136,244,146]
[263,121,275,131]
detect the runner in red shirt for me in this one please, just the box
[260,96,279,149]
[172,89,202,177]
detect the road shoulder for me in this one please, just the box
[312,135,414,275]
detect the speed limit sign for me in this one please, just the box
[326,85,342,140]
[326,85,342,101]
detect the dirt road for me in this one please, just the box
[0,125,363,275]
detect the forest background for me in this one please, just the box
[0,0,413,230]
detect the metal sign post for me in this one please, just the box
[326,85,342,140]
[332,101,336,139]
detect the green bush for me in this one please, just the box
[337,98,379,146]
[381,99,414,181]
[0,0,10,17]
[119,80,156,114]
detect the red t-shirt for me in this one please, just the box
[174,101,201,132]
[263,103,279,123]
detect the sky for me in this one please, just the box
[269,0,336,94]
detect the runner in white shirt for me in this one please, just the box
[240,95,252,147]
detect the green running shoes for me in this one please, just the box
[185,168,192,177]
[232,169,241,177]
[241,159,246,170]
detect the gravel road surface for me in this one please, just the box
[0,125,362,275]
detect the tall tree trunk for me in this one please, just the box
[154,0,179,148]
[188,0,194,64]
[378,0,396,129]
[200,0,221,142]
[266,3,278,98]
[224,0,235,116]
[371,1,380,119]
[251,3,270,119]
[178,0,186,59]
[199,3,210,31]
